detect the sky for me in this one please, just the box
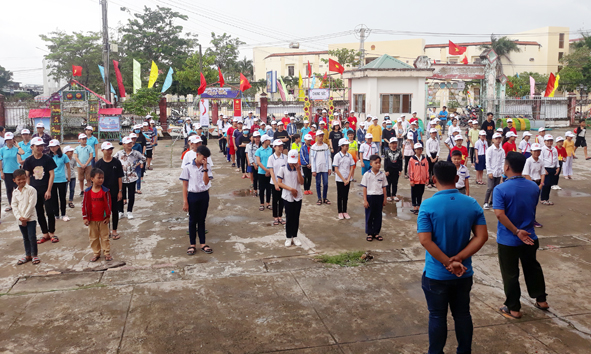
[1,0,590,85]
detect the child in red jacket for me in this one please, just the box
[82,168,112,262]
[408,143,429,214]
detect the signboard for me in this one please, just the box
[200,87,241,99]
[88,97,99,125]
[266,71,277,93]
[50,98,61,137]
[98,115,121,132]
[199,99,209,127]
[309,89,330,100]
[63,90,86,101]
[233,99,242,118]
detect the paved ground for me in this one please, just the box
[1,129,591,353]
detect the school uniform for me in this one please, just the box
[384,147,403,197]
[255,146,273,205]
[484,144,505,206]
[455,164,470,194]
[359,142,377,176]
[246,142,261,191]
[540,145,558,201]
[424,137,439,184]
[575,127,587,148]
[333,151,355,214]
[444,135,455,162]
[277,164,303,239]
[267,153,286,218]
[518,139,532,159]
[300,144,312,192]
[179,161,213,245]
[523,156,546,184]
[474,139,488,171]
[360,169,387,236]
[310,142,331,200]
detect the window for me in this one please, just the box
[354,94,366,113]
[448,58,458,64]
[558,52,564,61]
[559,33,565,49]
[380,94,412,114]
[287,65,294,76]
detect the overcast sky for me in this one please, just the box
[2,0,589,85]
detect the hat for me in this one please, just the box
[149,120,155,124]
[233,117,239,122]
[145,114,153,119]
[78,133,87,139]
[122,137,132,144]
[400,115,406,118]
[372,116,378,120]
[31,137,45,145]
[555,136,564,142]
[506,119,513,123]
[189,136,202,144]
[271,121,277,125]
[142,122,149,126]
[496,128,503,132]
[21,129,30,135]
[319,121,326,125]
[453,127,461,133]
[472,120,479,124]
[311,124,317,128]
[322,110,327,113]
[237,120,243,124]
[85,126,94,131]
[414,143,423,149]
[272,139,284,147]
[412,111,417,114]
[396,118,402,123]
[304,120,309,124]
[479,130,486,136]
[544,134,553,141]
[334,112,340,116]
[254,117,259,121]
[284,111,289,115]
[36,122,45,128]
[48,139,60,147]
[407,132,414,139]
[538,127,546,132]
[531,143,542,151]
[344,120,350,125]
[277,121,284,125]
[3,132,14,140]
[454,135,464,141]
[317,130,325,135]
[492,133,502,139]
[222,115,228,119]
[565,131,574,137]
[101,141,114,150]
[429,128,438,133]
[333,121,340,126]
[248,111,253,114]
[304,134,313,141]
[129,133,138,138]
[287,149,299,163]
[365,133,373,139]
[338,138,349,146]
[350,110,355,113]
[389,137,398,143]
[63,146,74,153]
[261,135,272,142]
[290,117,295,120]
[185,117,192,121]
[506,131,516,138]
[523,131,532,137]
[134,124,142,129]
[411,121,417,125]
[252,131,261,137]
[260,122,266,126]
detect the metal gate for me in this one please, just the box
[483,97,569,128]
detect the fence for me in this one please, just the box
[482,97,570,128]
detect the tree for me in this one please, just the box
[505,72,549,97]
[558,35,591,92]
[205,33,245,81]
[0,65,13,90]
[321,48,361,68]
[175,53,217,94]
[234,56,253,80]
[40,31,103,90]
[480,35,521,62]
[121,87,161,116]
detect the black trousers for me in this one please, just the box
[258,174,271,204]
[386,170,400,197]
[219,137,226,153]
[428,153,438,184]
[237,147,247,173]
[411,184,425,207]
[336,181,350,213]
[541,168,556,201]
[188,191,209,245]
[469,147,475,164]
[556,160,563,184]
[120,182,136,213]
[404,156,411,176]
[3,173,15,205]
[302,166,312,191]
[272,186,284,218]
[33,185,55,234]
[365,195,383,236]
[252,170,259,191]
[498,240,547,312]
[109,187,120,230]
[284,199,302,238]
[50,182,67,217]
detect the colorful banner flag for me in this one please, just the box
[71,79,112,105]
[148,61,158,88]
[461,55,468,64]
[72,65,82,77]
[298,71,305,101]
[277,79,286,101]
[239,73,251,92]
[311,75,316,89]
[97,65,117,98]
[529,76,536,98]
[112,60,126,98]
[198,72,207,95]
[328,59,345,74]
[161,67,174,93]
[133,59,141,94]
[307,61,312,78]
[549,74,560,97]
[218,67,225,87]
[449,41,467,55]
[233,98,242,117]
[544,73,556,97]
[278,76,288,98]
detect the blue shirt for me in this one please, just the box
[0,146,20,173]
[254,146,273,174]
[18,141,32,160]
[52,154,70,183]
[258,129,267,137]
[417,189,487,280]
[493,177,539,246]
[301,127,311,138]
[132,142,143,153]
[438,110,448,121]
[74,145,94,165]
[86,135,99,156]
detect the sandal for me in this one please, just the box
[201,245,213,254]
[5,207,12,212]
[266,205,272,210]
[90,255,101,262]
[534,302,550,311]
[324,199,331,205]
[279,218,286,225]
[499,305,522,319]
[37,236,51,244]
[105,255,113,261]
[137,190,143,194]
[187,246,197,255]
[32,257,41,264]
[17,257,30,265]
[111,233,121,240]
[259,206,265,211]
[273,219,279,226]
[375,235,383,241]
[316,200,322,205]
[68,202,75,208]
[51,236,59,243]
[366,235,374,242]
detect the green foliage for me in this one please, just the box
[39,31,103,90]
[316,251,367,267]
[205,33,246,82]
[122,87,161,116]
[505,72,549,97]
[6,92,35,102]
[0,64,13,89]
[321,48,361,68]
[175,53,217,94]
[559,40,591,91]
[480,35,521,62]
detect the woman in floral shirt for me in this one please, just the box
[114,137,146,220]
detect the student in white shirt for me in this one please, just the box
[12,169,40,265]
[310,131,332,205]
[474,131,488,185]
[360,155,388,242]
[523,142,546,228]
[217,116,231,154]
[451,150,470,196]
[425,128,440,188]
[519,131,533,158]
[277,149,304,247]
[333,138,356,220]
[246,131,261,196]
[359,133,377,176]
[483,133,505,210]
[268,139,287,225]
[540,135,559,205]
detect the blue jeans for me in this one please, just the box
[135,165,142,191]
[67,178,76,201]
[20,221,37,257]
[361,160,370,176]
[422,272,473,354]
[315,172,328,200]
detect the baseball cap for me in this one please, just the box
[430,128,438,133]
[350,110,355,113]
[454,135,464,141]
[322,110,327,113]
[338,138,349,146]
[334,112,340,116]
[21,129,30,135]
[287,149,299,163]
[496,128,503,132]
[261,135,272,142]
[189,136,202,144]
[333,121,340,126]
[272,139,284,147]
[185,117,192,121]
[411,121,417,125]
[319,121,326,125]
[260,122,266,126]
[472,120,479,124]
[233,118,239,122]
[134,124,142,129]
[506,131,516,138]
[271,121,277,125]
[129,133,138,138]
[479,130,486,136]
[544,134,553,141]
[372,116,378,120]
[48,139,60,147]
[85,126,94,131]
[555,136,564,142]
[492,133,502,139]
[523,131,532,137]
[277,121,284,125]
[101,141,114,150]
[407,132,414,139]
[122,137,132,144]
[412,111,417,114]
[142,122,149,126]
[303,120,309,124]
[284,111,289,115]
[565,131,574,137]
[507,119,513,123]
[78,133,87,139]
[31,137,45,145]
[538,127,545,132]
[317,130,325,135]
[311,124,317,128]
[252,131,261,137]
[36,123,45,128]
[4,132,14,140]
[400,115,406,118]
[304,134,313,141]
[63,146,74,153]
[290,117,295,120]
[389,137,398,143]
[531,143,542,151]
[414,143,423,149]
[145,114,153,119]
[365,133,373,139]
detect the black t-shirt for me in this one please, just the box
[329,130,344,151]
[274,130,290,150]
[382,128,395,143]
[95,158,124,190]
[135,131,147,147]
[238,135,251,148]
[22,154,57,188]
[481,120,496,139]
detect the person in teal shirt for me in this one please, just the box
[85,126,99,167]
[254,136,273,210]
[17,129,32,164]
[341,121,352,139]
[258,122,268,137]
[49,140,71,220]
[0,132,25,210]
[301,120,311,138]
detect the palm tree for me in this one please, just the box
[480,35,521,62]
[236,57,253,80]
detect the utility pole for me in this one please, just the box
[101,0,111,104]
[354,24,370,69]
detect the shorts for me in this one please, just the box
[575,137,586,148]
[475,154,486,171]
[247,166,253,173]
[78,166,91,181]
[145,149,153,158]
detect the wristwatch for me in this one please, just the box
[203,169,209,172]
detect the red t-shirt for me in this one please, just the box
[90,189,107,221]
[502,141,516,155]
[347,116,358,131]
[556,146,567,161]
[450,146,469,164]
[281,117,290,126]
[409,117,418,125]
[309,131,317,141]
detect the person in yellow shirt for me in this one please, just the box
[318,121,330,145]
[290,134,302,153]
[563,131,575,179]
[346,130,359,182]
[367,116,382,155]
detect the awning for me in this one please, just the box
[28,108,51,119]
[99,108,123,115]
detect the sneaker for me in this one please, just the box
[79,192,84,197]
[293,238,302,246]
[119,212,125,219]
[387,197,392,202]
[534,221,543,228]
[284,239,292,247]
[338,213,344,220]
[343,213,351,219]
[62,215,70,222]
[127,212,134,220]
[483,203,490,210]
[554,185,562,190]
[394,197,400,202]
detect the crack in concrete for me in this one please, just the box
[116,286,135,354]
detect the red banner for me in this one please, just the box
[233,98,242,117]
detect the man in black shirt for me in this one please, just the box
[382,121,396,153]
[273,122,290,153]
[329,121,344,170]
[480,112,496,145]
[95,142,124,239]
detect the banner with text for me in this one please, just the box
[98,115,121,132]
[199,99,210,127]
[309,89,330,100]
[233,98,242,118]
[200,87,241,99]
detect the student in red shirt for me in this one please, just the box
[503,131,517,155]
[555,136,567,186]
[450,135,469,165]
[82,168,112,262]
[347,111,358,131]
[227,119,237,166]
[281,111,291,126]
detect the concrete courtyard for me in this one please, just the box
[0,129,591,353]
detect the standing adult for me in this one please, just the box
[0,132,25,213]
[114,137,146,220]
[481,112,496,146]
[84,126,99,167]
[48,140,70,221]
[96,142,124,239]
[17,129,33,165]
[244,112,255,129]
[417,161,488,354]
[493,152,549,319]
[32,123,52,155]
[273,122,290,153]
[217,116,230,154]
[437,106,448,128]
[281,111,291,127]
[182,117,193,147]
[318,110,329,126]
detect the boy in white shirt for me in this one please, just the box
[425,128,440,188]
[483,133,505,210]
[474,130,488,185]
[310,131,332,205]
[333,138,356,220]
[359,133,377,176]
[277,149,304,247]
[540,134,558,205]
[518,131,533,158]
[11,169,40,265]
[523,143,545,228]
[360,155,388,242]
[452,150,470,196]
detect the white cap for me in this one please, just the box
[277,121,284,125]
[372,116,378,120]
[506,131,517,138]
[261,135,272,142]
[129,133,138,138]
[365,133,373,139]
[63,146,74,153]
[4,132,14,140]
[142,122,149,126]
[31,137,45,145]
[411,121,417,125]
[334,112,340,116]
[287,149,299,163]
[260,121,266,125]
[333,121,340,126]
[311,124,317,128]
[233,117,239,122]
[389,137,398,143]
[555,136,564,142]
[290,117,295,120]
[496,128,503,132]
[472,120,479,124]
[122,137,132,144]
[185,117,192,121]
[145,114,153,119]
[134,124,142,129]
[492,133,502,139]
[304,120,309,124]
[48,139,60,147]
[317,130,325,135]
[85,126,94,131]
[565,131,574,137]
[249,111,253,114]
[271,121,277,125]
[544,134,553,141]
[430,128,438,133]
[407,132,414,139]
[350,110,355,113]
[538,127,546,132]
[479,130,487,136]
[272,139,284,147]
[454,127,462,133]
[523,131,532,137]
[531,143,542,151]
[338,138,349,146]
[284,111,289,115]
[78,133,87,139]
[21,129,30,135]
[319,121,326,126]
[101,141,114,150]
[304,134,313,141]
[454,135,464,141]
[36,122,45,128]
[397,118,402,123]
[414,143,423,149]
[507,119,513,123]
[252,131,261,137]
[412,111,417,114]
[189,136,202,144]
[322,110,327,113]
[193,123,201,129]
[254,117,259,121]
[400,115,406,118]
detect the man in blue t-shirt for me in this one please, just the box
[417,161,488,354]
[493,151,548,319]
[437,106,448,128]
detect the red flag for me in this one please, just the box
[72,65,82,77]
[449,41,467,55]
[307,61,312,78]
[323,72,327,81]
[112,60,126,98]
[328,59,344,74]
[544,73,556,97]
[218,67,225,87]
[239,73,251,92]
[461,55,468,65]
[198,72,207,95]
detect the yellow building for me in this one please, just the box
[328,38,426,67]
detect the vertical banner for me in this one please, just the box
[199,99,209,127]
[88,96,99,127]
[133,59,141,94]
[233,98,242,118]
[50,97,61,138]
